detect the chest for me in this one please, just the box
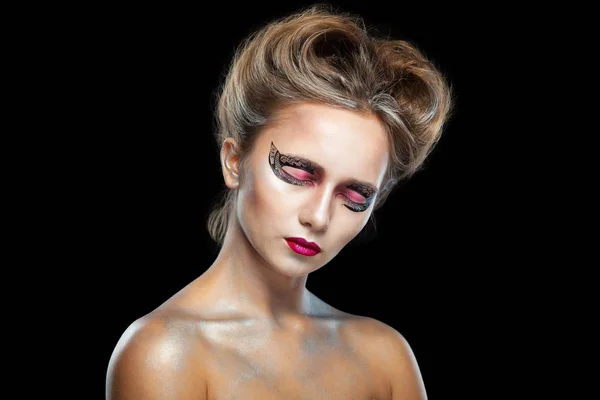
[203,336,389,399]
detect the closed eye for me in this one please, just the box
[281,166,314,182]
[343,189,367,204]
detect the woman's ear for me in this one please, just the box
[220,138,240,189]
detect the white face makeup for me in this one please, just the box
[234,102,390,277]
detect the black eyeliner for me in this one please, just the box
[269,142,313,187]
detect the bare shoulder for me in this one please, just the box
[106,310,209,400]
[344,316,428,400]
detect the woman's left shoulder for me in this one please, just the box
[341,315,418,363]
[342,315,427,397]
[341,315,403,339]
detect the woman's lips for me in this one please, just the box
[285,237,321,256]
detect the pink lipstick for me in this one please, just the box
[285,237,321,256]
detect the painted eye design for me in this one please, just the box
[268,142,375,213]
[269,142,315,187]
[342,184,374,213]
[280,166,314,186]
[343,203,366,212]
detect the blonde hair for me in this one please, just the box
[207,4,453,245]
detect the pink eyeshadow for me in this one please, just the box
[282,166,313,180]
[343,190,366,204]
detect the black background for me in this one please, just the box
[51,1,546,397]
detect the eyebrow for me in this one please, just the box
[278,148,379,197]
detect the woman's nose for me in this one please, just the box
[298,189,332,232]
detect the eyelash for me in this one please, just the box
[280,169,369,213]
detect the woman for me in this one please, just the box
[107,5,452,399]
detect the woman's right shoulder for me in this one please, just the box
[105,312,209,399]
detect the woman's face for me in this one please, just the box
[231,102,389,277]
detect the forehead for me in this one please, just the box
[257,103,389,184]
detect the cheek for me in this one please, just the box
[237,166,288,234]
